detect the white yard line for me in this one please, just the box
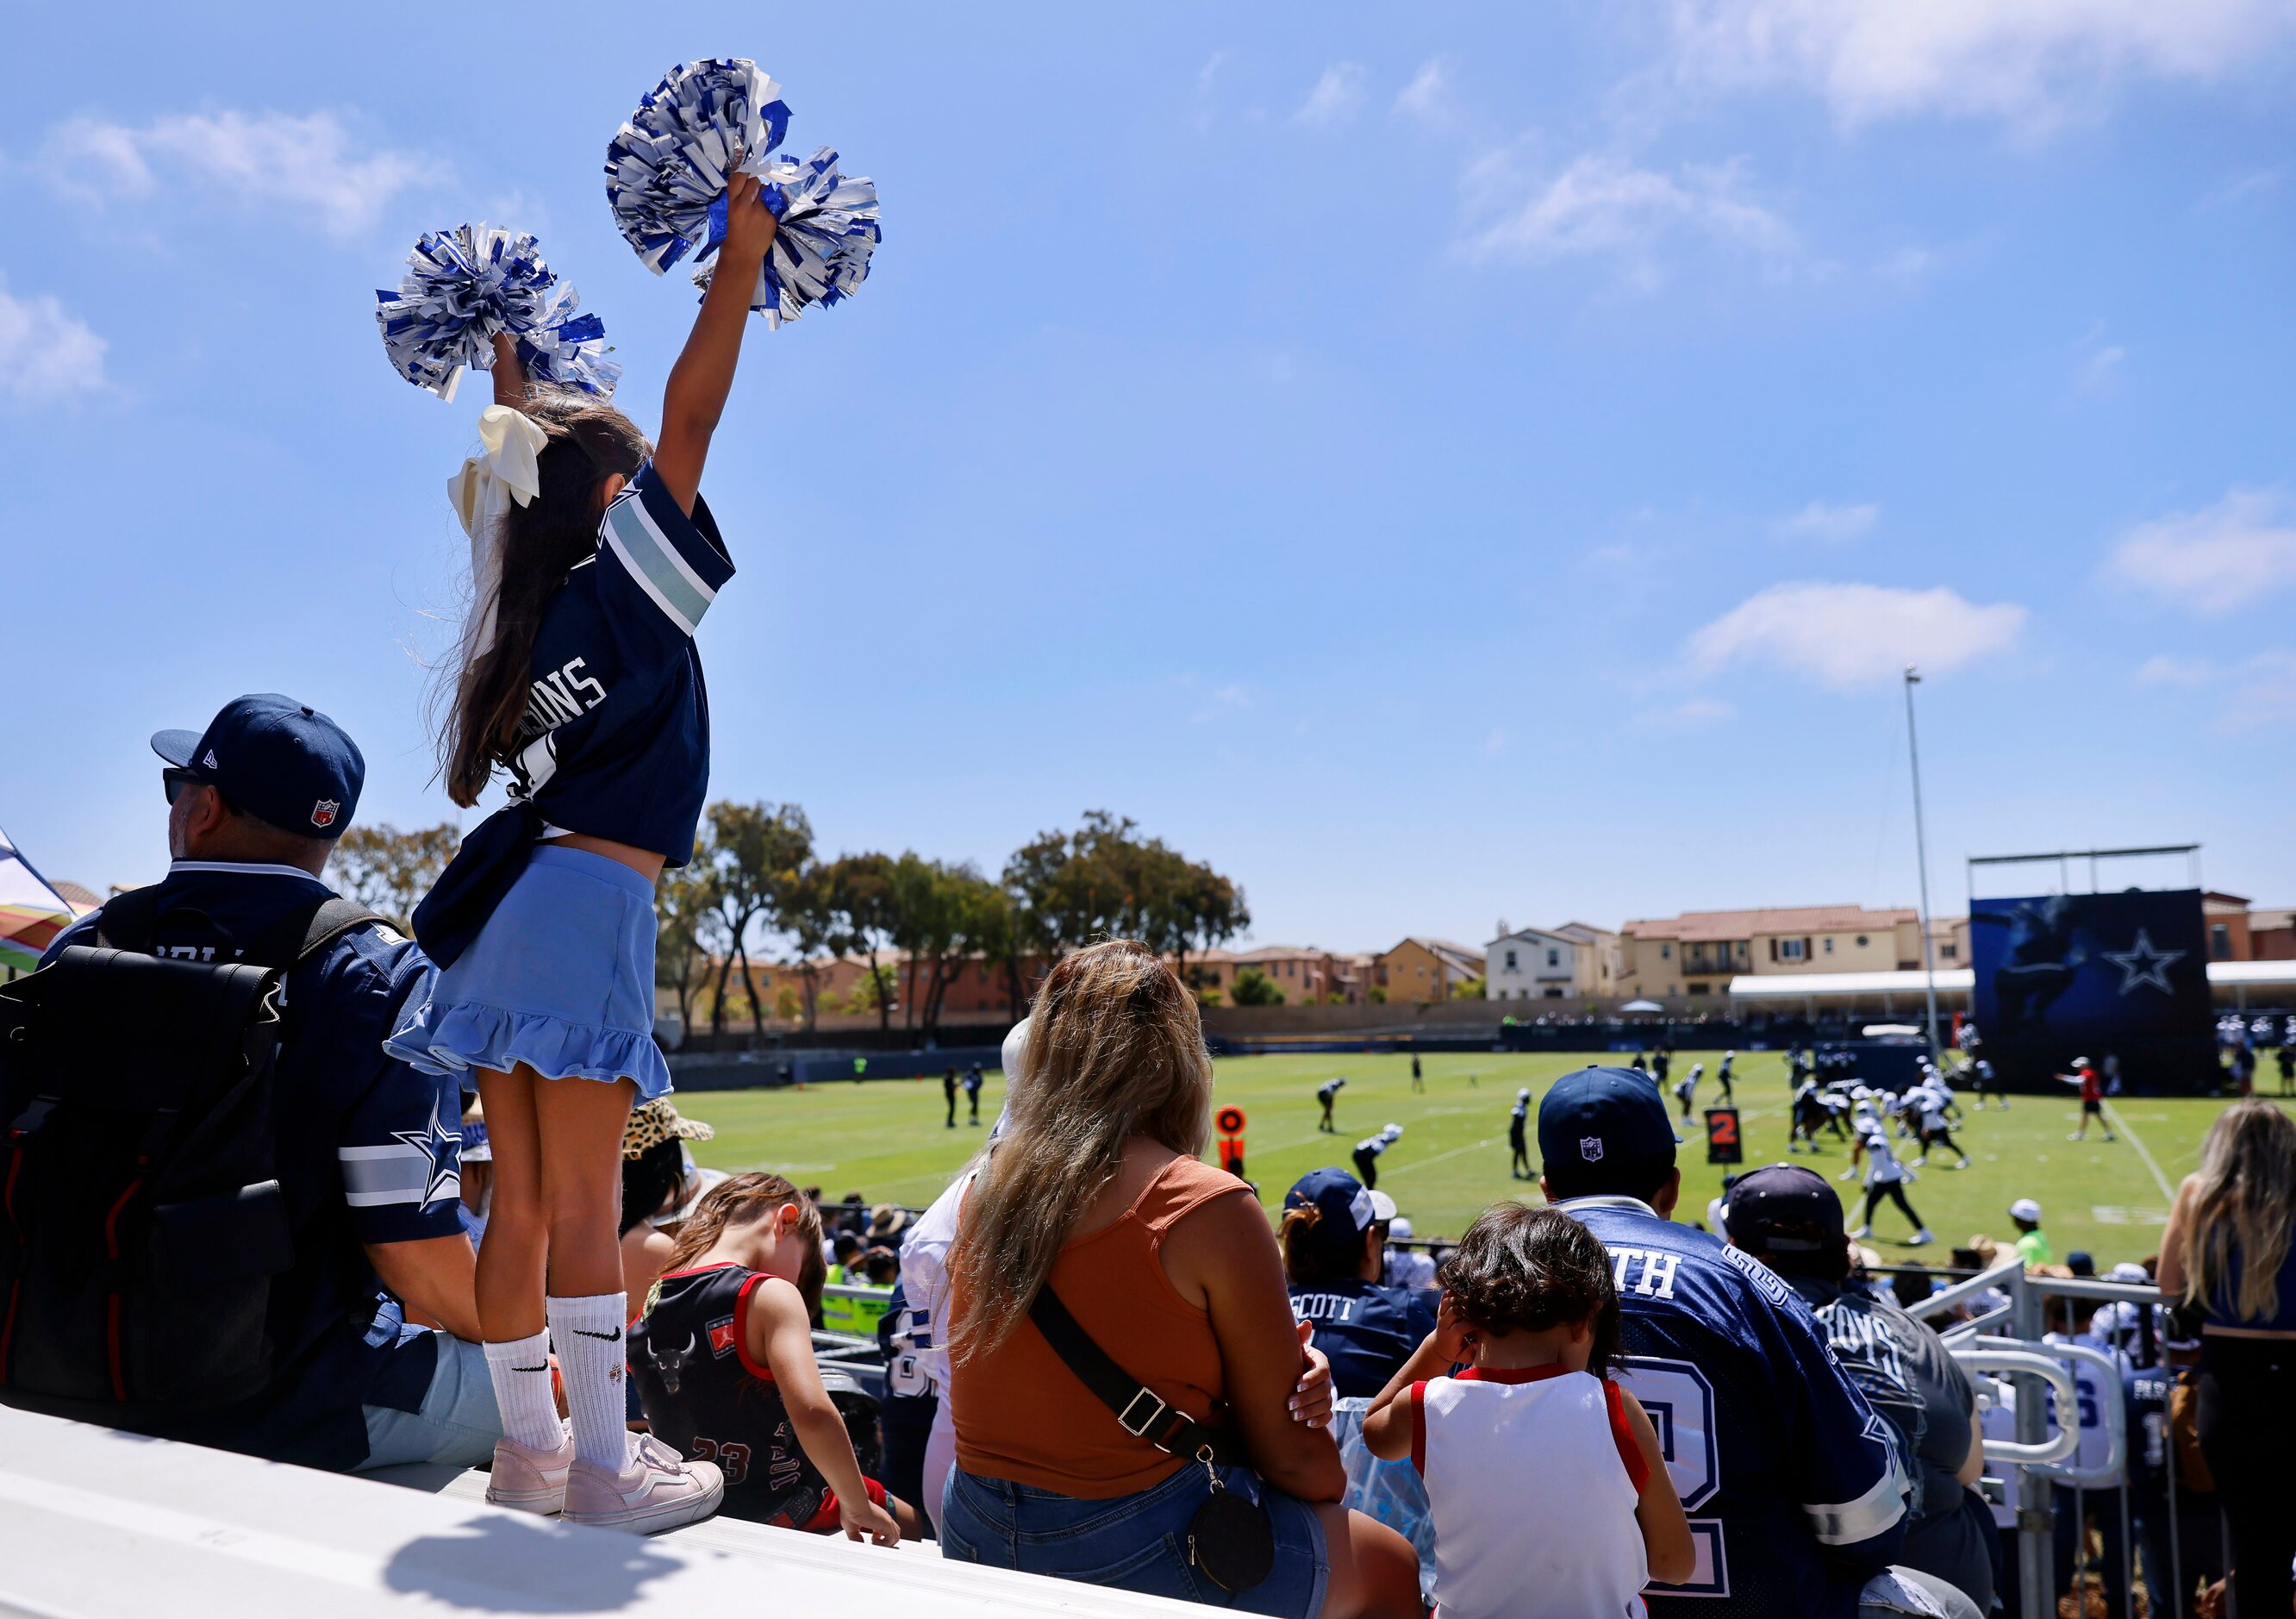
[1382,1135,1506,1181]
[2101,1100,2175,1203]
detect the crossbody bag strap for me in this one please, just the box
[1027,1285,1232,1463]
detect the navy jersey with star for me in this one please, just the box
[1288,1278,1439,1398]
[1558,1196,1910,1618]
[44,861,467,1467]
[504,459,733,862]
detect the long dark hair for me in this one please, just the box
[620,1138,687,1238]
[439,387,650,805]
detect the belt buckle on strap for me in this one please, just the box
[1118,1388,1169,1439]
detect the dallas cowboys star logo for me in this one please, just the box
[2102,928,2185,996]
[391,1097,464,1206]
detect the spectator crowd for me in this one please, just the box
[3,701,2293,1616]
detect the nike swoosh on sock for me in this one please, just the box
[512,1363,550,1373]
[571,1326,622,1342]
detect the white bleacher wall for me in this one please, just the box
[0,1408,1205,1619]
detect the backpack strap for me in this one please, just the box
[296,897,387,963]
[91,886,163,953]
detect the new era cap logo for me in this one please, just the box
[310,799,339,828]
[203,749,218,770]
[1580,1136,1604,1162]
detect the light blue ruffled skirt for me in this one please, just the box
[385,843,672,1099]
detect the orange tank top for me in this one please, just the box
[949,1153,1242,1498]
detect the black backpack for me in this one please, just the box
[0,888,383,1422]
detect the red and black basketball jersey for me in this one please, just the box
[629,1263,830,1526]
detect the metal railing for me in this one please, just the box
[1912,1260,2203,1619]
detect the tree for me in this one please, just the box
[1451,976,1487,1001]
[894,860,1006,1037]
[654,857,717,1034]
[700,803,814,1038]
[1231,966,1284,1007]
[331,823,461,934]
[825,853,901,1031]
[1001,811,1248,983]
[775,863,838,1031]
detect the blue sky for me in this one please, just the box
[4,3,2293,952]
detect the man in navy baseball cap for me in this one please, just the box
[1537,1064,1682,1209]
[1719,1164,1849,1266]
[153,692,365,852]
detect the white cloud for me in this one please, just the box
[1395,60,1457,127]
[2131,650,2296,729]
[1663,0,2296,128]
[0,280,109,408]
[1775,500,1879,541]
[1466,152,1794,278]
[2076,343,2127,391]
[42,109,445,239]
[1295,63,1369,128]
[2133,653,2219,688]
[2105,489,2296,615]
[1685,582,2026,689]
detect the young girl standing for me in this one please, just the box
[386,175,780,1532]
[1362,1203,1694,1619]
[629,1173,918,1542]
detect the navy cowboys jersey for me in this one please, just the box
[506,459,733,863]
[1288,1278,1438,1397]
[1559,1196,1909,1618]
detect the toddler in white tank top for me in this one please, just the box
[1362,1203,1694,1618]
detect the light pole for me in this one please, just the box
[1904,666,1940,1051]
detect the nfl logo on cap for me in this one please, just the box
[310,799,339,828]
[1580,1135,1604,1162]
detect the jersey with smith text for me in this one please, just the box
[630,1264,832,1526]
[508,459,733,863]
[1559,1196,1911,1619]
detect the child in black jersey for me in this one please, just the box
[632,1172,920,1543]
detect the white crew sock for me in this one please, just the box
[548,1293,633,1471]
[483,1330,563,1453]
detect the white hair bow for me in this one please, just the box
[445,404,551,656]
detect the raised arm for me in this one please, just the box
[490,332,530,408]
[653,172,778,516]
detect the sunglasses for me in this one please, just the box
[162,767,232,813]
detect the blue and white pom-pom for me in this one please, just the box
[605,58,879,328]
[374,226,621,401]
[690,146,881,329]
[605,59,792,273]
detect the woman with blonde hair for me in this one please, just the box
[2157,1098,2296,1615]
[940,941,1419,1616]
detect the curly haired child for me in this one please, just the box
[1363,1202,1694,1618]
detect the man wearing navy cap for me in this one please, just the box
[1726,1166,1989,1618]
[1538,1066,1921,1618]
[37,695,500,1473]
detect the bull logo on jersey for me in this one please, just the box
[1580,1135,1604,1162]
[310,799,339,828]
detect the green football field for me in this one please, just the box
[678,1049,2296,1269]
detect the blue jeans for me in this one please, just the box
[357,1330,502,1471]
[940,1462,1328,1616]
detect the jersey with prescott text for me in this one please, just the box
[1557,1196,1910,1619]
[43,862,465,1470]
[1288,1278,1438,1397]
[506,459,733,862]
[630,1264,838,1526]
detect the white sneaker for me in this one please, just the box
[1850,1224,1872,1240]
[562,1435,724,1535]
[1956,1158,1970,1170]
[485,1426,574,1516]
[1837,1167,1857,1182]
[1912,1156,1927,1167]
[1907,1229,1936,1247]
